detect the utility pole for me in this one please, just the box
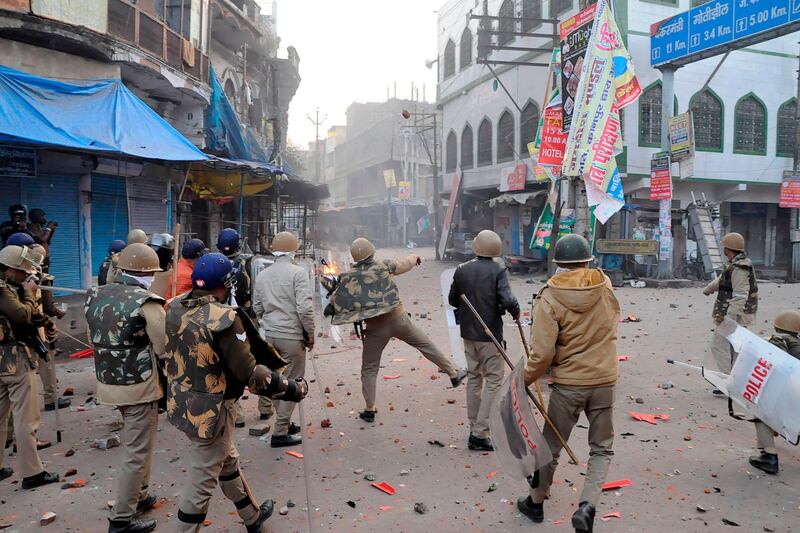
[307,108,327,184]
[791,41,800,280]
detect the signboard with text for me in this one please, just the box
[0,145,36,177]
[538,107,568,166]
[500,164,527,192]
[650,151,672,201]
[383,168,396,188]
[780,171,800,208]
[596,239,659,255]
[560,3,597,133]
[398,181,411,200]
[668,112,694,161]
[651,0,800,66]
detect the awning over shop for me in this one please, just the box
[0,65,207,161]
[187,156,280,199]
[487,190,548,207]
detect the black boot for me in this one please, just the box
[108,518,157,533]
[246,499,275,533]
[359,410,376,423]
[136,493,158,515]
[749,451,779,475]
[571,501,596,533]
[259,411,273,421]
[0,466,12,482]
[517,496,544,523]
[288,422,302,435]
[467,434,494,451]
[21,470,59,490]
[450,368,468,387]
[270,434,302,448]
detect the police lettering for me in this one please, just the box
[742,357,773,404]
[511,378,538,451]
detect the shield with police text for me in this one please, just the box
[488,358,552,480]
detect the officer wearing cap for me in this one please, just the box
[0,245,60,490]
[448,230,519,452]
[703,232,758,378]
[174,239,208,296]
[747,309,800,475]
[99,240,127,286]
[165,252,308,533]
[85,243,167,533]
[0,205,28,246]
[330,238,467,423]
[517,234,620,533]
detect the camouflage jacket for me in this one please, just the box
[768,332,800,360]
[330,258,401,325]
[85,274,165,386]
[0,280,40,376]
[713,254,758,323]
[164,291,236,440]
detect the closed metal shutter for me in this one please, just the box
[91,174,129,276]
[127,177,168,235]
[24,175,82,289]
[0,176,22,228]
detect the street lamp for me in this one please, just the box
[401,109,441,260]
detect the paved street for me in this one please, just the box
[1,248,798,532]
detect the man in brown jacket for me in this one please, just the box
[517,234,620,533]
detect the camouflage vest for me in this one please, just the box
[331,258,401,325]
[164,292,235,439]
[713,255,758,322]
[0,280,35,377]
[768,333,800,360]
[85,275,164,386]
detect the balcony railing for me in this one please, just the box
[108,0,209,84]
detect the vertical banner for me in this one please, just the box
[668,111,694,161]
[659,199,672,261]
[562,0,642,224]
[438,172,463,260]
[538,107,568,167]
[488,358,553,480]
[560,4,598,133]
[383,168,397,188]
[649,151,672,201]
[780,171,800,208]
[398,181,411,200]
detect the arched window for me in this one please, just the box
[478,118,493,166]
[690,89,724,152]
[460,28,472,71]
[639,83,663,147]
[498,0,515,47]
[519,101,540,156]
[443,39,456,79]
[224,78,236,102]
[445,131,458,172]
[734,93,766,155]
[497,110,515,162]
[521,0,542,32]
[777,98,797,158]
[461,124,474,169]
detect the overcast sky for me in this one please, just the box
[264,0,440,148]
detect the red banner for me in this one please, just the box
[649,151,672,201]
[780,178,800,208]
[538,107,568,166]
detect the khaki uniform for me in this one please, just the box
[524,268,620,507]
[754,333,800,454]
[704,254,758,373]
[34,274,59,406]
[85,275,166,522]
[0,280,47,478]
[463,340,505,438]
[332,255,458,411]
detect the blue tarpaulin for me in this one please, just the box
[0,65,207,161]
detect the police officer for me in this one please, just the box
[164,253,308,533]
[99,239,127,286]
[330,238,467,423]
[127,229,148,245]
[0,205,28,245]
[448,230,519,451]
[85,243,166,533]
[0,245,59,489]
[703,232,758,381]
[517,235,620,533]
[252,232,315,447]
[747,309,800,475]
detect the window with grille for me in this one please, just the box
[519,101,539,156]
[461,124,474,169]
[734,94,766,154]
[478,119,493,166]
[497,110,515,162]
[551,0,573,17]
[446,131,458,172]
[639,83,662,147]
[776,99,796,158]
[522,0,542,32]
[498,0,515,47]
[690,90,723,152]
[443,40,456,79]
[460,28,472,71]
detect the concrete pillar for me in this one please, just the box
[78,173,92,289]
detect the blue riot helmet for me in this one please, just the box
[108,239,126,254]
[192,252,237,291]
[6,232,34,247]
[216,228,240,256]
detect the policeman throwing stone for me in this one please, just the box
[164,252,308,533]
[330,238,467,423]
[85,243,166,533]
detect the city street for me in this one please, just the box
[1,248,798,532]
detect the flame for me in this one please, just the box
[322,260,340,276]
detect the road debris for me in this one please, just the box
[39,512,57,526]
[629,412,671,425]
[371,482,396,495]
[414,502,428,515]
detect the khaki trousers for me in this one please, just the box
[268,337,306,436]
[361,308,457,410]
[257,395,274,417]
[234,399,245,425]
[463,340,505,439]
[176,400,260,532]
[755,420,777,454]
[709,321,750,374]
[111,401,159,521]
[531,384,615,507]
[37,350,57,406]
[0,355,44,478]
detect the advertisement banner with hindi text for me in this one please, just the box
[780,172,800,208]
[650,151,672,201]
[560,4,597,134]
[668,112,694,161]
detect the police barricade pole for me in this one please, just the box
[460,295,579,465]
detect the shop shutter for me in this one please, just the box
[0,177,22,229]
[24,175,82,289]
[91,175,129,276]
[127,177,168,235]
